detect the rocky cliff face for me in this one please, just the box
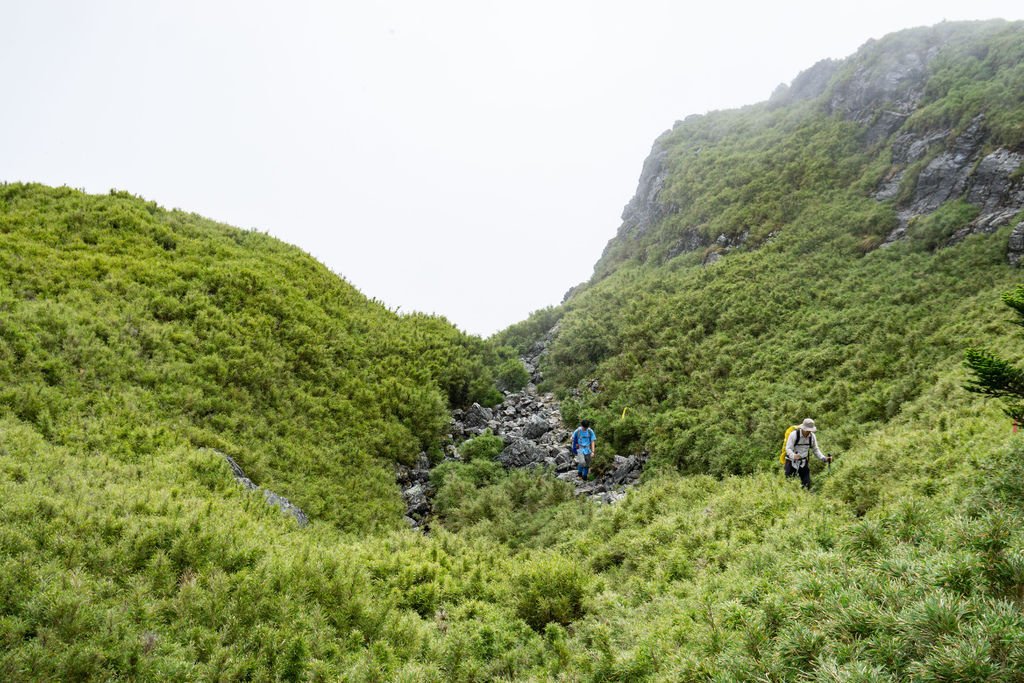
[589,21,1024,285]
[876,114,1024,245]
[834,31,1024,249]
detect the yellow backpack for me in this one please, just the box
[779,425,799,464]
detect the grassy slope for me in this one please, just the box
[518,20,1024,479]
[4,21,1024,682]
[0,184,504,532]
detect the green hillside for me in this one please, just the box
[0,183,509,530]
[3,19,1024,682]
[505,19,1024,478]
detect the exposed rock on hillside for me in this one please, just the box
[826,41,937,145]
[768,58,840,107]
[877,114,1024,246]
[398,326,647,524]
[219,450,310,527]
[395,454,433,527]
[1007,222,1024,265]
[614,139,670,245]
[592,21,1024,279]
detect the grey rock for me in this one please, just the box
[909,115,985,214]
[224,455,258,491]
[666,228,711,261]
[863,110,913,148]
[394,463,414,487]
[522,414,553,440]
[1009,222,1024,266]
[891,130,948,165]
[218,451,309,527]
[463,403,493,429]
[601,491,627,504]
[966,149,1024,216]
[616,140,670,243]
[828,44,936,125]
[879,116,1023,248]
[403,483,432,518]
[263,490,310,527]
[768,58,840,107]
[874,169,905,201]
[498,438,547,468]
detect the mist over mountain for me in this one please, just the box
[3,19,1024,681]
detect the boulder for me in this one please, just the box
[498,438,547,468]
[463,403,493,429]
[522,414,553,440]
[403,483,432,518]
[263,490,310,527]
[1009,222,1024,266]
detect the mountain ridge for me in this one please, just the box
[3,19,1024,682]
[586,19,1024,285]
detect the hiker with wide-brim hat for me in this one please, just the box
[785,418,832,489]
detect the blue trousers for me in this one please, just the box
[576,452,591,479]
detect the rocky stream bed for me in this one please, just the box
[397,333,647,528]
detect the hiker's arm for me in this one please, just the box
[813,436,826,461]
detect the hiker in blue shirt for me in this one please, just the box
[571,419,596,480]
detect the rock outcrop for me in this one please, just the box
[399,324,647,524]
[826,40,937,145]
[614,140,670,244]
[395,454,432,528]
[218,450,309,527]
[768,58,840,107]
[1007,222,1024,266]
[875,114,1024,248]
[592,22,1024,277]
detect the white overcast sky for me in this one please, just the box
[2,1,1022,336]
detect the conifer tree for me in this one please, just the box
[965,285,1024,421]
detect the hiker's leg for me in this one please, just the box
[799,464,811,489]
[785,460,796,478]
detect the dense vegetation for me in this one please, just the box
[3,19,1024,683]
[513,19,1024,478]
[0,183,505,531]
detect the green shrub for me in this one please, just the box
[513,553,589,631]
[457,430,505,462]
[495,358,530,392]
[907,200,980,251]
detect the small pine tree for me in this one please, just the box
[965,285,1024,421]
